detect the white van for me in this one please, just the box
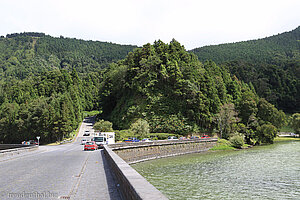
[91,136,106,149]
[91,132,115,148]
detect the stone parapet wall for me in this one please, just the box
[109,138,217,164]
[103,146,168,200]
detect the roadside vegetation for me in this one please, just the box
[0,32,299,146]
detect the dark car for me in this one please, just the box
[83,131,90,136]
[28,140,38,145]
[201,135,209,138]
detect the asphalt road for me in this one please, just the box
[0,117,121,200]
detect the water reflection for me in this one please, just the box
[132,141,300,200]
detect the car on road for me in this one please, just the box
[81,139,87,145]
[23,140,38,145]
[91,136,106,149]
[190,136,200,139]
[124,137,140,142]
[201,135,209,138]
[142,138,152,142]
[83,131,90,136]
[168,136,178,140]
[84,141,98,151]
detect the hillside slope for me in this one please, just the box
[0,32,137,79]
[99,40,285,141]
[191,26,300,64]
[191,26,300,112]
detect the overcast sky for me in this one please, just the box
[1,0,300,50]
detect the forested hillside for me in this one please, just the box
[100,40,285,144]
[0,32,137,79]
[191,26,300,112]
[0,32,289,144]
[0,69,102,143]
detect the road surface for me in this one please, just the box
[0,117,121,200]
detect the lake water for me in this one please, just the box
[132,141,300,200]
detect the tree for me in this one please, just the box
[93,119,113,132]
[255,124,277,144]
[238,90,258,124]
[257,98,286,129]
[215,103,240,139]
[130,119,150,139]
[290,113,300,134]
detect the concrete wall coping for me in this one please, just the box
[104,145,168,200]
[0,145,38,153]
[109,138,218,150]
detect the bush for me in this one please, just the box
[229,134,245,148]
[255,124,277,144]
[93,119,113,132]
[115,129,133,141]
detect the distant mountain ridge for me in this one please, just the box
[190,26,300,113]
[0,32,137,79]
[191,26,300,64]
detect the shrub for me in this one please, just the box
[115,129,133,141]
[255,124,277,144]
[229,134,245,148]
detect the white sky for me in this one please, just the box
[1,0,300,50]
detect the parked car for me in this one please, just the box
[27,140,38,145]
[84,141,98,151]
[179,137,187,140]
[81,139,87,145]
[168,136,178,140]
[190,136,200,139]
[201,135,209,138]
[142,138,152,142]
[124,137,140,142]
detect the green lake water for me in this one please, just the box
[132,141,300,200]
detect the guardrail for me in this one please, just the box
[0,144,32,150]
[0,145,38,158]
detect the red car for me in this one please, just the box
[84,141,98,151]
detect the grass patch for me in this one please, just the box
[274,136,300,142]
[210,138,235,151]
[210,144,235,151]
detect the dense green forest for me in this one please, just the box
[0,69,102,144]
[0,32,137,143]
[100,40,285,144]
[0,31,294,144]
[0,32,137,79]
[191,26,300,113]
